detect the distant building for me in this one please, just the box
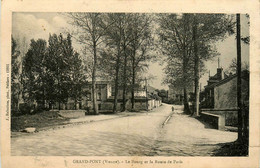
[168,85,184,104]
[64,81,162,112]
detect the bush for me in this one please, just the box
[19,103,35,115]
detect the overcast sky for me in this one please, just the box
[12,12,249,90]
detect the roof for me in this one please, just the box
[147,85,158,93]
[205,70,249,89]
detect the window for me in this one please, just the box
[97,92,101,100]
[112,86,115,96]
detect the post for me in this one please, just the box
[236,14,243,142]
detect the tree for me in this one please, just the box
[22,38,47,108]
[101,13,126,113]
[45,34,72,110]
[128,14,154,111]
[62,34,85,109]
[158,14,234,115]
[158,14,194,114]
[98,13,154,112]
[11,37,21,112]
[190,14,235,116]
[67,13,107,114]
[225,58,249,74]
[22,33,84,111]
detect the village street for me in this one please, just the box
[11,104,237,156]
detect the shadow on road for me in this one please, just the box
[211,141,248,156]
[193,116,216,129]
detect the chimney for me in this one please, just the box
[217,68,224,80]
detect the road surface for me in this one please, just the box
[11,104,237,156]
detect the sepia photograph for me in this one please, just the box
[1,0,260,168]
[10,12,250,156]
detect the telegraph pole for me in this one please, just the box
[193,15,200,116]
[236,14,243,142]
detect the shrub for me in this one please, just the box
[19,103,34,115]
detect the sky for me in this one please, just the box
[12,13,249,90]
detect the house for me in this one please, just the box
[200,68,249,127]
[66,80,162,112]
[201,67,249,109]
[201,67,229,108]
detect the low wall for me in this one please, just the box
[200,112,225,130]
[58,110,86,118]
[101,102,121,111]
[201,108,238,127]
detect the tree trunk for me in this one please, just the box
[131,51,136,110]
[122,46,128,112]
[92,42,99,115]
[113,59,120,113]
[58,77,61,110]
[182,49,191,114]
[236,14,243,142]
[74,98,77,110]
[183,88,190,114]
[193,16,200,116]
[42,88,45,109]
[113,44,121,113]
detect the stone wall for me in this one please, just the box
[201,109,238,127]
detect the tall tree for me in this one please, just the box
[62,34,85,109]
[99,13,154,112]
[190,14,234,116]
[67,13,107,114]
[158,14,234,114]
[129,14,154,110]
[11,37,21,112]
[103,13,126,113]
[45,33,80,110]
[158,14,194,114]
[22,39,47,108]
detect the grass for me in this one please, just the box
[11,111,69,132]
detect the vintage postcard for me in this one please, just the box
[1,0,260,168]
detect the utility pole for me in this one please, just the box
[236,13,243,142]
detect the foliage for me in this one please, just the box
[11,37,21,112]
[22,38,47,105]
[225,58,249,75]
[21,33,85,111]
[66,13,108,114]
[98,13,154,111]
[157,14,235,114]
